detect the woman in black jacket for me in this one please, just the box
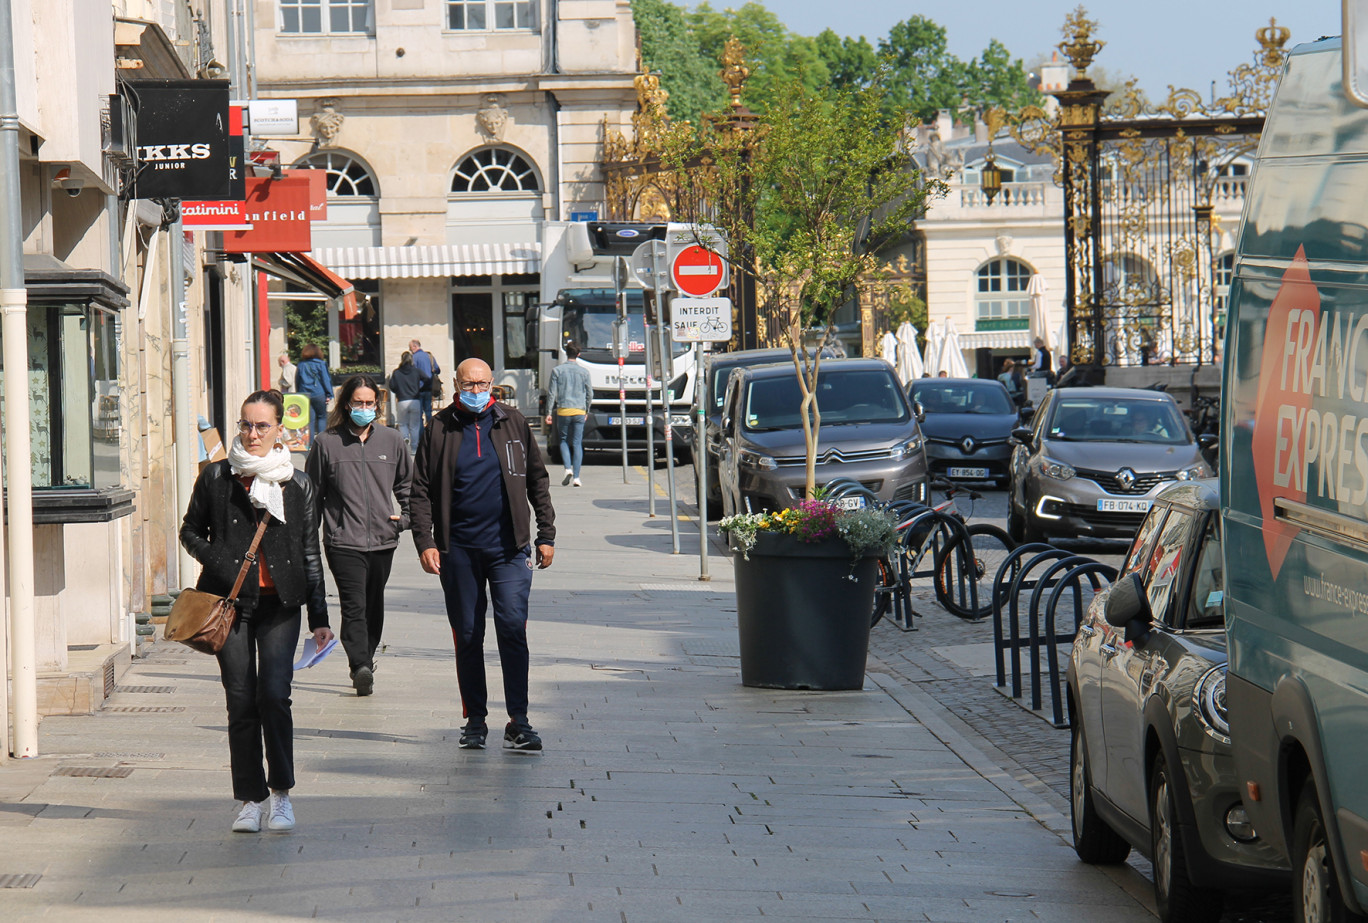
[388,351,424,453]
[181,390,332,835]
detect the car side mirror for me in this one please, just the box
[1198,433,1218,451]
[1020,403,1035,421]
[913,400,926,423]
[1105,573,1154,648]
[1010,425,1034,448]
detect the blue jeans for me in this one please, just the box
[437,544,534,725]
[555,413,586,477]
[419,390,433,423]
[396,399,422,453]
[308,394,328,442]
[216,596,300,803]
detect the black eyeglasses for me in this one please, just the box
[237,420,276,435]
[459,381,493,393]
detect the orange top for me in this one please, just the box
[236,476,276,592]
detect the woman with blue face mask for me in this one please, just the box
[304,375,413,696]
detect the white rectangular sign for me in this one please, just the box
[248,99,299,136]
[670,297,732,342]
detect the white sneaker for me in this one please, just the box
[573,478,582,488]
[231,800,263,833]
[266,791,295,832]
[562,469,573,486]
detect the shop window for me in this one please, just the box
[283,279,381,376]
[974,257,1032,331]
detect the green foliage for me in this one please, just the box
[284,302,327,359]
[965,39,1045,113]
[887,285,928,334]
[687,3,831,111]
[813,29,878,92]
[631,0,724,120]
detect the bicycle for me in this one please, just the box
[858,478,1015,626]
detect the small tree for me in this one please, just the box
[666,72,945,499]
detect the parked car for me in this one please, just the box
[694,348,807,513]
[1067,479,1286,923]
[1007,386,1210,544]
[908,377,1021,489]
[717,359,928,515]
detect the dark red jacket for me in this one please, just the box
[410,401,556,554]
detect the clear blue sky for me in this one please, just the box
[698,2,1339,100]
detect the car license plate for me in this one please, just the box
[608,416,645,426]
[1097,498,1151,513]
[948,467,989,479]
[834,496,866,511]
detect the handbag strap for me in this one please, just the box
[227,512,272,603]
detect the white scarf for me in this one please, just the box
[227,438,295,524]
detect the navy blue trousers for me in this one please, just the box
[438,545,534,725]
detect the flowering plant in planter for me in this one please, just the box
[719,499,899,563]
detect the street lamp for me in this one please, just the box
[981,152,1003,204]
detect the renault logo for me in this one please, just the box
[1117,468,1136,490]
[960,436,975,454]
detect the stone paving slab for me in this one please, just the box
[0,459,1157,922]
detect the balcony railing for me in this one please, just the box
[956,182,1049,208]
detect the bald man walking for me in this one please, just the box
[410,359,557,751]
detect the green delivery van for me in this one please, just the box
[1224,33,1368,922]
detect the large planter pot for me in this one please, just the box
[731,531,878,690]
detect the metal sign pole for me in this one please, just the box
[615,258,630,483]
[652,249,681,554]
[643,293,656,517]
[695,340,709,580]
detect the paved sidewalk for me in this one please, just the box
[0,463,1155,922]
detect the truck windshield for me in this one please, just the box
[559,289,686,360]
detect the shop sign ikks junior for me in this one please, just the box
[126,79,233,201]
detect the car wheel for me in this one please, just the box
[1150,752,1223,923]
[1070,721,1131,864]
[1293,783,1367,923]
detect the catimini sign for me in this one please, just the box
[181,199,250,230]
[126,79,232,200]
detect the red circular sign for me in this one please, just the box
[670,245,726,297]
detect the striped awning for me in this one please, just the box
[310,242,542,279]
[956,330,1033,350]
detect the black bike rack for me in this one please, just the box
[1040,562,1115,726]
[888,508,970,631]
[991,545,1066,693]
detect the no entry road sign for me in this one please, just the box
[670,245,726,297]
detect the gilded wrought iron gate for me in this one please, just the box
[1018,11,1289,368]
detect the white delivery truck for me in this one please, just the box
[531,221,699,459]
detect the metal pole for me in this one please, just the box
[653,253,680,554]
[170,217,196,589]
[643,298,656,517]
[0,0,37,757]
[615,265,628,483]
[695,341,709,580]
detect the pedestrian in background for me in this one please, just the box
[306,375,412,697]
[388,351,424,454]
[411,358,556,752]
[278,352,297,393]
[295,344,333,443]
[409,338,441,424]
[180,389,332,834]
[997,358,1024,405]
[544,341,592,487]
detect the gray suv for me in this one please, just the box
[717,359,929,514]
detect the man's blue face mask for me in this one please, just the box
[460,390,490,413]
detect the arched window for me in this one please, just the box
[292,150,378,196]
[451,147,540,193]
[974,257,1033,330]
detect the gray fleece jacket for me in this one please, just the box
[305,423,413,551]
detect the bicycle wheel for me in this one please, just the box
[933,523,1016,620]
[870,555,896,627]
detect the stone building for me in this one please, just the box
[252,0,640,408]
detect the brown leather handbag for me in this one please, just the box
[165,513,270,654]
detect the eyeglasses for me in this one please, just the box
[459,381,493,393]
[237,420,277,435]
[350,400,378,410]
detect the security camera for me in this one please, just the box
[60,179,84,197]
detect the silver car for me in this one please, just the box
[1007,387,1211,544]
[717,359,929,514]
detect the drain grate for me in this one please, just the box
[53,767,133,779]
[0,874,42,889]
[102,706,184,714]
[115,685,175,694]
[93,752,164,761]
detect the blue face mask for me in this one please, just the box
[459,390,490,413]
[349,408,377,427]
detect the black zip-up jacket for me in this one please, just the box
[411,401,556,554]
[180,461,330,629]
[305,424,412,552]
[388,365,423,402]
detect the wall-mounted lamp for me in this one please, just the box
[980,153,1003,204]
